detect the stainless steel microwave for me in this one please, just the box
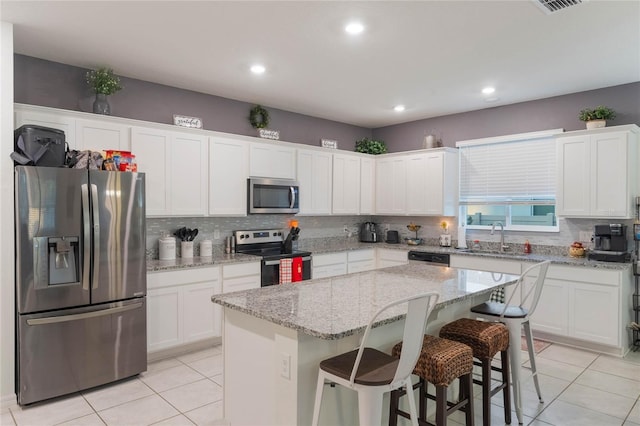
[248,178,299,214]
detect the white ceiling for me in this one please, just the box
[2,1,639,128]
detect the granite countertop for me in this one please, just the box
[147,252,260,272]
[212,261,519,340]
[300,240,631,271]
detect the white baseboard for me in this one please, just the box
[147,337,221,363]
[532,330,626,357]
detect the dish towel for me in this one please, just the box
[279,258,293,284]
[292,257,303,282]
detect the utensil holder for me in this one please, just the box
[181,241,194,259]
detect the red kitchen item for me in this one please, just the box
[279,258,292,284]
[292,257,303,282]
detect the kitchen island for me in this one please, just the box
[212,261,519,426]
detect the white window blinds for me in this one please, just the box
[457,130,561,205]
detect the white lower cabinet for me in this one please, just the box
[312,252,348,279]
[222,262,261,293]
[376,248,409,269]
[347,249,375,274]
[147,266,221,353]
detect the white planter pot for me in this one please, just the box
[586,119,606,129]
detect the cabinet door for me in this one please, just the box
[529,279,569,336]
[170,132,208,216]
[250,142,296,179]
[15,108,78,149]
[360,157,375,215]
[209,137,249,216]
[376,249,408,269]
[147,287,181,352]
[312,252,347,279]
[375,157,406,215]
[76,119,130,152]
[297,149,332,215]
[183,281,219,343]
[406,154,429,215]
[333,154,360,215]
[424,152,447,215]
[591,132,630,217]
[131,127,171,216]
[570,283,619,346]
[556,136,591,216]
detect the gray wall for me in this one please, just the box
[13,54,371,149]
[373,83,640,152]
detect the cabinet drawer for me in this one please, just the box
[148,266,220,289]
[313,252,347,267]
[545,264,623,287]
[347,249,375,262]
[450,255,521,274]
[348,260,375,274]
[313,264,348,279]
[222,262,261,279]
[223,275,260,293]
[376,249,408,265]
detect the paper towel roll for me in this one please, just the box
[457,225,467,248]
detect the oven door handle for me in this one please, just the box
[264,256,311,266]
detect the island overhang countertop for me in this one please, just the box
[212,261,520,340]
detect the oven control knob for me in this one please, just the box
[277,232,282,236]
[244,234,249,239]
[272,232,277,237]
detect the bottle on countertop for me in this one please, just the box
[472,240,481,250]
[524,240,532,254]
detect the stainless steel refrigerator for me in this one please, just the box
[15,166,147,405]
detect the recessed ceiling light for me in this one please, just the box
[482,87,495,95]
[394,105,405,112]
[345,22,364,35]
[250,64,266,74]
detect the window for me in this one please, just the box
[457,129,563,232]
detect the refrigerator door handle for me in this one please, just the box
[90,184,100,290]
[81,184,91,291]
[26,302,143,326]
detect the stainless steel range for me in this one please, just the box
[233,229,312,286]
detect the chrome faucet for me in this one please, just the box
[491,222,509,252]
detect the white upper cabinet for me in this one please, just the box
[297,149,332,215]
[131,126,208,217]
[360,157,375,215]
[209,137,249,216]
[556,125,638,218]
[376,149,458,216]
[249,141,296,179]
[131,127,171,216]
[375,156,407,215]
[75,119,130,152]
[332,153,361,215]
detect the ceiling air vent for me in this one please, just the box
[533,0,587,14]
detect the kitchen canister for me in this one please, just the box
[200,239,213,257]
[159,236,176,260]
[423,134,437,149]
[181,241,194,259]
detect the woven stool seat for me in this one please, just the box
[440,318,509,359]
[392,335,473,387]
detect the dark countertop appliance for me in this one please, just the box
[588,224,630,263]
[234,229,311,286]
[360,222,379,243]
[408,251,451,266]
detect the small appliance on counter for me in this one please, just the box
[360,222,379,243]
[588,224,630,262]
[386,230,400,244]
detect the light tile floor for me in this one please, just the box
[3,343,640,425]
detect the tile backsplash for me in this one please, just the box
[146,214,637,259]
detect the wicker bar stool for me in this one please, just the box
[440,318,512,426]
[389,335,475,426]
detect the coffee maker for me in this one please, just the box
[360,222,379,243]
[588,224,629,262]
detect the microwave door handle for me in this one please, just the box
[81,184,91,291]
[289,186,296,209]
[91,184,100,290]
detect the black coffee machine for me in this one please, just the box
[588,224,629,262]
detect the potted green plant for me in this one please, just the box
[578,105,616,129]
[355,137,387,155]
[86,67,123,115]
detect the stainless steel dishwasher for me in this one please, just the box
[408,251,450,266]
